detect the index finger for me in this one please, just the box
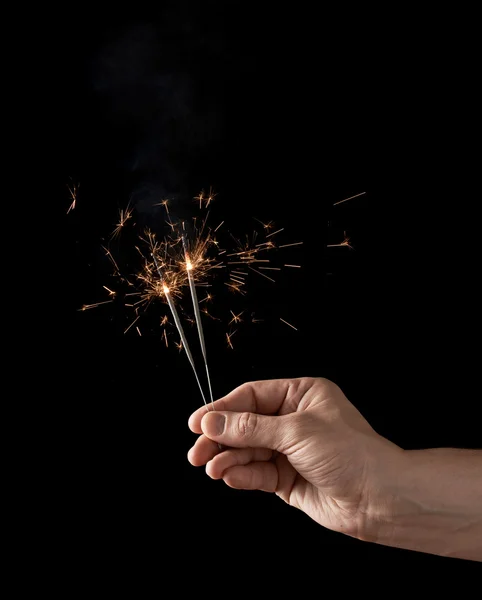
[188,378,299,433]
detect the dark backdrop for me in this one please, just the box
[42,2,480,578]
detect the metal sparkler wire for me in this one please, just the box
[151,253,208,408]
[182,235,216,411]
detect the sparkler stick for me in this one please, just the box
[182,236,215,411]
[152,253,208,408]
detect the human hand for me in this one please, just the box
[188,377,401,539]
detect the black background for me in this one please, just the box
[39,2,481,578]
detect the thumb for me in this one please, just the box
[201,411,289,450]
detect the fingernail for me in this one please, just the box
[204,412,226,436]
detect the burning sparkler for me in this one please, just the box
[78,187,309,407]
[182,235,215,409]
[151,252,209,408]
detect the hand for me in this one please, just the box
[188,377,401,539]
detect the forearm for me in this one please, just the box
[363,447,482,561]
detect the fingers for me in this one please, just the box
[188,379,297,434]
[206,447,273,479]
[200,410,291,451]
[223,462,279,492]
[187,434,220,467]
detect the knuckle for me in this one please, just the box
[236,412,258,439]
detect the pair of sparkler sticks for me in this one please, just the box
[152,234,216,417]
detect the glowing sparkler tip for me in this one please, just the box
[163,285,170,294]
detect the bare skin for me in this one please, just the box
[188,377,482,561]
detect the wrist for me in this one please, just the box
[356,438,407,544]
[358,446,482,560]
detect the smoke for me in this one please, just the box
[92,18,226,218]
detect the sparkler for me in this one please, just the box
[151,252,209,408]
[182,235,215,410]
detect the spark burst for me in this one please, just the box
[79,188,307,403]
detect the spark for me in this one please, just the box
[136,327,142,336]
[175,341,183,352]
[78,300,113,311]
[200,293,213,303]
[229,277,245,285]
[201,307,220,320]
[153,198,170,214]
[66,181,79,214]
[161,315,169,326]
[111,202,134,239]
[327,236,353,249]
[224,282,246,295]
[102,246,121,277]
[333,191,366,206]
[231,271,247,276]
[194,187,216,209]
[214,221,224,232]
[280,318,297,331]
[229,310,244,324]
[265,227,284,239]
[226,330,237,350]
[124,315,140,334]
[279,241,303,248]
[253,218,274,231]
[248,266,276,282]
[194,190,204,209]
[163,328,168,347]
[259,267,281,271]
[284,264,301,268]
[102,286,116,296]
[205,186,216,207]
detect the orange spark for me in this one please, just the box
[103,286,116,296]
[279,241,303,248]
[248,266,275,282]
[111,202,133,239]
[280,318,297,331]
[66,181,79,214]
[124,315,140,334]
[78,300,113,311]
[153,198,170,214]
[327,235,353,249]
[265,227,284,239]
[226,330,237,349]
[333,191,366,206]
[229,310,244,324]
